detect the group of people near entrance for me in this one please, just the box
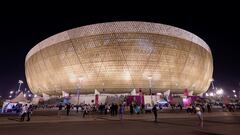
[16,102,207,128]
[19,104,33,122]
[62,103,125,120]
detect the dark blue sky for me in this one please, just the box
[0,2,239,97]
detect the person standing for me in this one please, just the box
[207,103,211,113]
[201,104,205,113]
[104,104,108,115]
[26,104,33,121]
[119,104,124,121]
[115,103,118,116]
[152,105,158,122]
[59,103,63,110]
[66,104,71,116]
[141,104,145,114]
[178,104,182,111]
[110,103,114,116]
[76,105,79,113]
[130,104,133,115]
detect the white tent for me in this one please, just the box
[31,96,41,105]
[130,89,137,95]
[94,89,100,95]
[144,95,152,105]
[189,91,194,96]
[197,92,204,97]
[42,93,50,101]
[11,92,28,102]
[115,93,130,97]
[69,94,96,105]
[164,90,170,97]
[69,96,79,105]
[62,91,69,97]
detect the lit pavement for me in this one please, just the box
[0,112,239,135]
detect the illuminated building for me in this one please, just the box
[25,21,213,95]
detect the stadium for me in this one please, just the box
[25,21,213,96]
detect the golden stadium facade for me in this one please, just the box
[25,21,213,95]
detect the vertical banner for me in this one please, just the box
[95,94,99,107]
[183,88,189,96]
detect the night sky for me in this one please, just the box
[0,2,239,97]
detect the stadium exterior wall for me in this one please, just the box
[25,21,213,95]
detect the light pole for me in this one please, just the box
[9,90,14,99]
[148,76,153,106]
[232,90,237,98]
[18,80,23,92]
[10,90,14,94]
[216,88,224,100]
[210,78,215,90]
[233,90,236,93]
[209,92,214,97]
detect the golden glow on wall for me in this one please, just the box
[25,21,213,95]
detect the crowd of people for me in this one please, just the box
[56,102,157,120]
[6,99,238,126]
[19,104,33,122]
[6,103,34,122]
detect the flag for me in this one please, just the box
[95,94,99,106]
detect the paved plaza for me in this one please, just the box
[0,111,239,135]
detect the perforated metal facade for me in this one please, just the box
[25,21,213,95]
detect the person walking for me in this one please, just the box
[152,105,158,122]
[82,104,88,118]
[20,104,28,122]
[196,105,203,128]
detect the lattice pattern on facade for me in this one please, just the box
[25,22,213,95]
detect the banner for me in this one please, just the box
[183,88,189,96]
